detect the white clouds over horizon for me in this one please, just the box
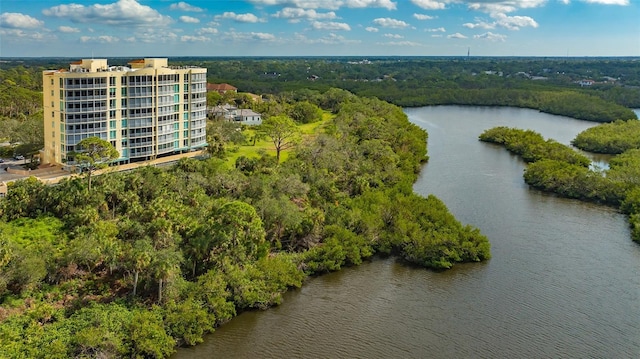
[42,0,172,27]
[214,12,260,23]
[311,21,351,31]
[248,0,397,10]
[179,15,200,23]
[170,2,204,12]
[273,8,337,22]
[0,12,44,29]
[0,0,635,57]
[373,18,410,28]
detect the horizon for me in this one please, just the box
[1,0,639,57]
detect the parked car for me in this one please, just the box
[14,155,24,160]
[0,159,4,163]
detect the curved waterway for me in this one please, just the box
[175,106,640,358]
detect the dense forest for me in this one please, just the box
[479,126,640,243]
[188,56,640,121]
[0,88,490,357]
[571,119,640,154]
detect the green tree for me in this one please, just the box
[74,137,119,191]
[258,115,301,163]
[289,101,323,124]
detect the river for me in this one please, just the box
[175,106,640,358]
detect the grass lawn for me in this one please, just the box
[223,112,333,167]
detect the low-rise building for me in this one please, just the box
[208,104,262,125]
[207,83,237,94]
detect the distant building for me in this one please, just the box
[207,83,237,94]
[42,58,207,165]
[209,104,262,125]
[578,79,595,87]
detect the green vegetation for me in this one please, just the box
[0,89,489,358]
[479,126,640,243]
[195,57,639,122]
[73,137,120,191]
[571,119,640,154]
[479,126,591,166]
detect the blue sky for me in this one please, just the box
[0,0,638,57]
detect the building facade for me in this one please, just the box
[42,58,207,165]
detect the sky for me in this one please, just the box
[0,0,638,58]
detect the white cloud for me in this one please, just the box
[0,28,50,41]
[448,32,467,39]
[463,19,495,29]
[197,27,218,34]
[169,2,204,12]
[43,0,172,27]
[466,1,548,14]
[181,35,209,42]
[582,0,629,5]
[413,14,436,20]
[383,33,404,38]
[365,26,379,32]
[373,18,410,28]
[58,25,80,33]
[273,8,337,22]
[179,15,200,23]
[378,40,422,46]
[312,21,351,30]
[247,0,396,10]
[492,13,538,30]
[80,35,120,43]
[125,30,178,43]
[215,12,260,23]
[431,34,443,37]
[0,12,44,29]
[309,32,360,45]
[463,13,538,31]
[411,0,447,10]
[474,31,507,41]
[426,27,446,32]
[224,31,277,41]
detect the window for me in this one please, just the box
[109,120,116,128]
[121,119,127,127]
[110,130,116,139]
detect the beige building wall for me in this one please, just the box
[42,58,207,165]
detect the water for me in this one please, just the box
[175,106,640,358]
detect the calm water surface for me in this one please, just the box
[176,106,640,358]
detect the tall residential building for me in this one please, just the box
[42,58,207,165]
